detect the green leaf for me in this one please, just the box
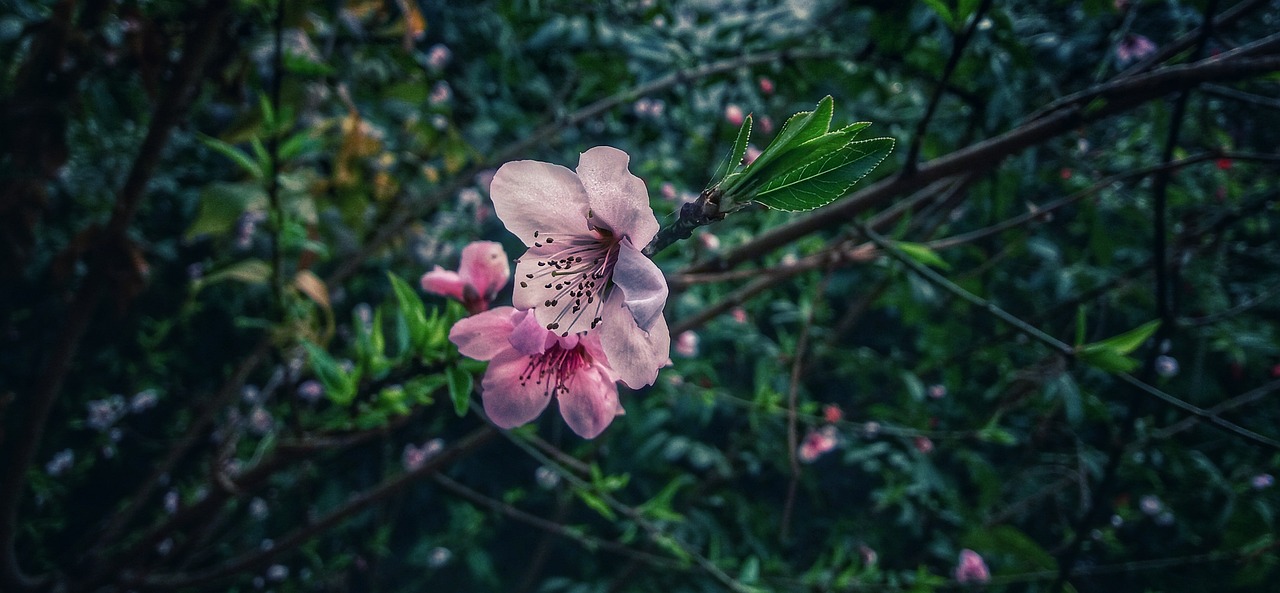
[446,366,472,416]
[709,114,752,185]
[1075,319,1160,373]
[198,135,264,179]
[1076,348,1140,373]
[921,0,955,27]
[302,340,356,405]
[894,241,952,271]
[752,137,894,211]
[192,259,272,292]
[743,95,834,177]
[1088,319,1162,355]
[186,182,267,240]
[387,272,429,350]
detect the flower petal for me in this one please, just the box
[491,160,590,245]
[458,241,510,299]
[557,364,621,438]
[612,241,667,332]
[449,307,516,361]
[421,268,465,301]
[509,309,554,355]
[576,146,659,247]
[598,291,670,389]
[480,349,553,429]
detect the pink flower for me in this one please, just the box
[798,426,838,463]
[928,384,947,399]
[422,241,510,315]
[914,436,934,454]
[823,404,843,423]
[450,307,624,438]
[724,104,745,126]
[426,44,451,70]
[675,331,699,357]
[954,549,990,584]
[759,116,774,134]
[731,307,748,323]
[744,144,762,165]
[758,77,775,95]
[491,146,670,389]
[1116,34,1157,64]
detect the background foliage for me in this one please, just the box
[2,0,1279,592]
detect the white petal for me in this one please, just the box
[612,241,667,332]
[576,146,659,247]
[491,160,591,245]
[598,291,670,389]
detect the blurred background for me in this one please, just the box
[2,0,1279,591]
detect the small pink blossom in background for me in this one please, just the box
[914,436,934,454]
[422,241,510,315]
[450,307,627,438]
[928,384,947,399]
[698,232,721,251]
[724,104,745,126]
[633,97,666,119]
[823,404,843,423]
[1116,34,1157,64]
[758,77,775,95]
[858,544,878,566]
[731,307,748,324]
[403,438,444,471]
[744,144,762,165]
[675,331,700,357]
[1060,168,1072,180]
[660,182,678,200]
[954,549,990,584]
[87,396,126,431]
[248,407,273,435]
[1252,473,1275,490]
[429,81,452,106]
[1139,494,1163,515]
[1155,355,1179,378]
[426,43,451,70]
[1217,157,1233,170]
[798,426,838,463]
[759,115,774,134]
[491,146,670,388]
[296,380,324,402]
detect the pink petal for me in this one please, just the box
[449,307,517,361]
[491,160,590,245]
[458,241,510,299]
[480,349,553,429]
[509,309,554,355]
[576,147,659,247]
[556,364,621,438]
[421,268,466,301]
[612,241,667,332]
[598,291,670,389]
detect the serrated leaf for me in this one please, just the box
[709,114,753,185]
[753,137,894,211]
[446,366,472,416]
[745,95,834,176]
[894,241,952,271]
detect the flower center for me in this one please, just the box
[518,228,620,336]
[517,343,591,398]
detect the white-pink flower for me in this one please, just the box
[421,241,510,315]
[449,307,624,438]
[798,426,838,463]
[491,146,669,389]
[954,549,990,584]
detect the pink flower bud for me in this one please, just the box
[954,549,990,584]
[724,104,745,126]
